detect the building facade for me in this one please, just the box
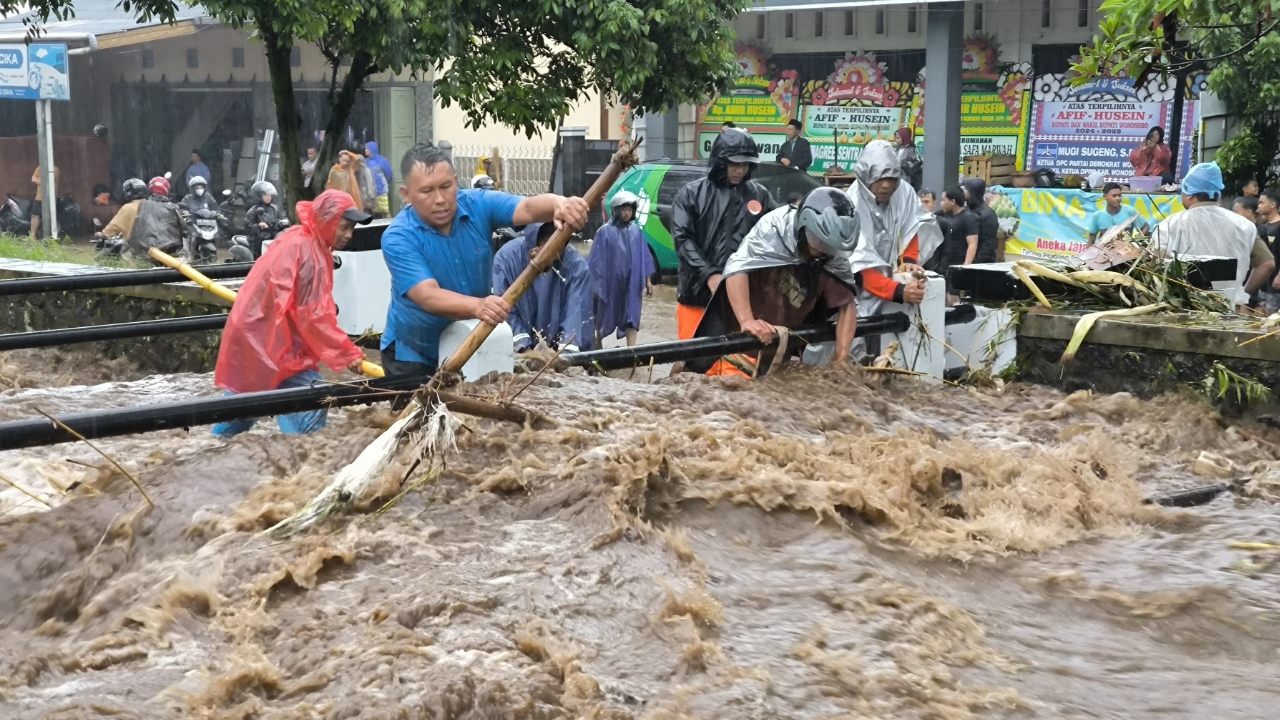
[673,1,1201,187]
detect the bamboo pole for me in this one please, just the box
[149,247,384,379]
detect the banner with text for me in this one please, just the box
[1027,74,1201,181]
[992,186,1184,260]
[914,89,1031,170]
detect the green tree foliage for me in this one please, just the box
[13,0,748,205]
[1074,0,1280,185]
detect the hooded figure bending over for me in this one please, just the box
[845,140,942,316]
[691,187,861,377]
[492,222,594,353]
[671,128,775,338]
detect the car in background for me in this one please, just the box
[602,161,825,278]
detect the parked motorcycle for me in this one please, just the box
[55,193,82,237]
[1,192,83,238]
[0,194,32,235]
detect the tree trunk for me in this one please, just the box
[260,24,306,218]
[314,52,375,194]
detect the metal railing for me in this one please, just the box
[450,144,555,196]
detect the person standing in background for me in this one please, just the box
[186,150,212,192]
[962,178,1001,262]
[364,141,394,217]
[776,119,813,172]
[894,127,923,192]
[589,191,655,347]
[302,147,319,190]
[326,150,363,209]
[672,128,775,341]
[918,189,936,213]
[29,164,58,240]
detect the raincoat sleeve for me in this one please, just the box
[672,184,715,284]
[561,250,593,349]
[587,224,616,301]
[286,244,363,371]
[491,241,535,350]
[639,228,656,278]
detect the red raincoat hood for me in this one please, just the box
[300,189,357,250]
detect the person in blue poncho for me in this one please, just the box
[492,222,594,353]
[364,141,394,217]
[589,191,655,347]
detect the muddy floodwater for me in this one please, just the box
[2,328,1280,718]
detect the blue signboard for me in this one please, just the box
[0,43,70,101]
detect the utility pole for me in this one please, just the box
[35,99,57,239]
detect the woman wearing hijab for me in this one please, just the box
[1129,126,1172,178]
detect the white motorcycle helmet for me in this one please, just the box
[189,175,209,196]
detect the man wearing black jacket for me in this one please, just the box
[672,128,776,339]
[776,119,813,172]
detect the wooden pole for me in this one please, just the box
[437,137,642,378]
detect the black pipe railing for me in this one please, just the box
[564,312,911,370]
[0,307,975,451]
[0,314,228,351]
[0,262,256,296]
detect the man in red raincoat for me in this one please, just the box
[212,189,373,437]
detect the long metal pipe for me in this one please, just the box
[0,263,255,296]
[0,307,975,450]
[564,312,911,370]
[0,314,227,351]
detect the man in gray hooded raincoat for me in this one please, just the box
[845,140,942,316]
[690,187,861,376]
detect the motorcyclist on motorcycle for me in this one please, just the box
[95,178,188,264]
[148,176,171,201]
[243,181,290,258]
[180,176,221,215]
[95,178,148,257]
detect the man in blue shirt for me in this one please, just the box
[380,143,589,378]
[185,150,212,193]
[1087,182,1147,242]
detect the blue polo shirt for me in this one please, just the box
[381,189,522,367]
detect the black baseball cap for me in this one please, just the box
[342,208,373,224]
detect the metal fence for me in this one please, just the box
[450,144,555,196]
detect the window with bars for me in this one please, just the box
[973,3,985,31]
[815,11,824,37]
[844,10,855,35]
[874,9,886,35]
[785,13,795,38]
[290,46,301,67]
[186,48,198,68]
[232,47,244,68]
[1077,0,1089,27]
[1041,0,1053,28]
[141,48,154,69]
[906,6,918,33]
[756,13,766,39]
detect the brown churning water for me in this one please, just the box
[1,343,1279,719]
